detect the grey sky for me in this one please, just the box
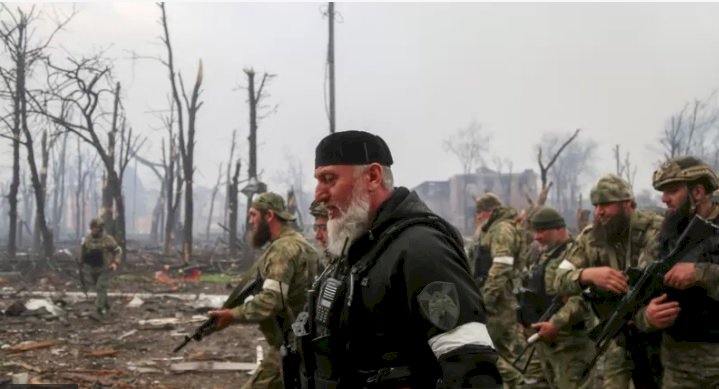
[7,2,719,199]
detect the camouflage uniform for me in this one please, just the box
[230,193,320,389]
[554,175,663,389]
[479,198,545,388]
[517,207,597,389]
[633,157,719,389]
[536,245,598,389]
[80,218,122,315]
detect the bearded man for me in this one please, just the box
[634,156,719,388]
[554,174,663,389]
[208,192,320,389]
[298,130,500,388]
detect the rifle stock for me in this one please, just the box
[581,215,718,381]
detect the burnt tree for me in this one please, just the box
[33,57,144,260]
[0,4,74,258]
[159,2,203,263]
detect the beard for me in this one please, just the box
[326,185,371,257]
[252,218,272,248]
[592,207,631,244]
[658,196,693,251]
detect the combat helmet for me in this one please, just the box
[309,200,328,218]
[590,174,634,205]
[89,218,104,228]
[652,156,719,192]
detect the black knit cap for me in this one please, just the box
[529,207,566,231]
[315,130,393,168]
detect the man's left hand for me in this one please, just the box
[531,321,558,343]
[109,263,118,272]
[207,309,235,331]
[664,263,696,290]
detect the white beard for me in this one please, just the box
[326,186,371,257]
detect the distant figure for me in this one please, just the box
[80,218,122,316]
[309,199,329,252]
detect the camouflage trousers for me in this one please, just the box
[661,335,719,389]
[242,345,283,389]
[85,266,111,314]
[536,333,595,389]
[486,310,546,388]
[601,339,632,389]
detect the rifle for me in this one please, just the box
[173,271,262,353]
[581,215,719,382]
[511,294,562,373]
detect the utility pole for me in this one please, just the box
[328,2,336,133]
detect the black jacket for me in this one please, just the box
[333,187,500,388]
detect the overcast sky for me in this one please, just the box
[5,2,719,199]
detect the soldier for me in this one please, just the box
[518,207,597,389]
[301,130,500,387]
[309,200,331,271]
[309,200,329,250]
[476,193,546,387]
[554,174,663,389]
[79,218,122,316]
[634,156,719,388]
[208,192,320,389]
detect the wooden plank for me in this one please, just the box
[169,361,256,372]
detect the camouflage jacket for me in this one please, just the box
[539,240,597,336]
[80,232,122,268]
[480,207,527,312]
[230,225,320,347]
[635,205,719,333]
[554,209,663,296]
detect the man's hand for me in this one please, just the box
[644,293,680,329]
[579,266,628,294]
[664,263,696,290]
[109,263,118,272]
[531,321,558,343]
[207,309,235,331]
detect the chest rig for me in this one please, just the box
[296,215,462,386]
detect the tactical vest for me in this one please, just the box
[666,216,719,342]
[516,241,569,327]
[472,244,492,288]
[310,215,464,387]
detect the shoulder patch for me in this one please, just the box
[417,281,460,331]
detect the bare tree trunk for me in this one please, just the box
[205,163,223,241]
[6,26,23,257]
[150,176,166,244]
[224,130,237,238]
[164,139,178,255]
[52,132,67,239]
[229,160,240,257]
[25,129,53,259]
[180,62,202,263]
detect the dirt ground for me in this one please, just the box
[0,252,266,389]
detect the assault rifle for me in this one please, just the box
[173,271,262,353]
[511,294,563,373]
[581,215,719,382]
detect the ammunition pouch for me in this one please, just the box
[83,248,104,267]
[516,287,554,327]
